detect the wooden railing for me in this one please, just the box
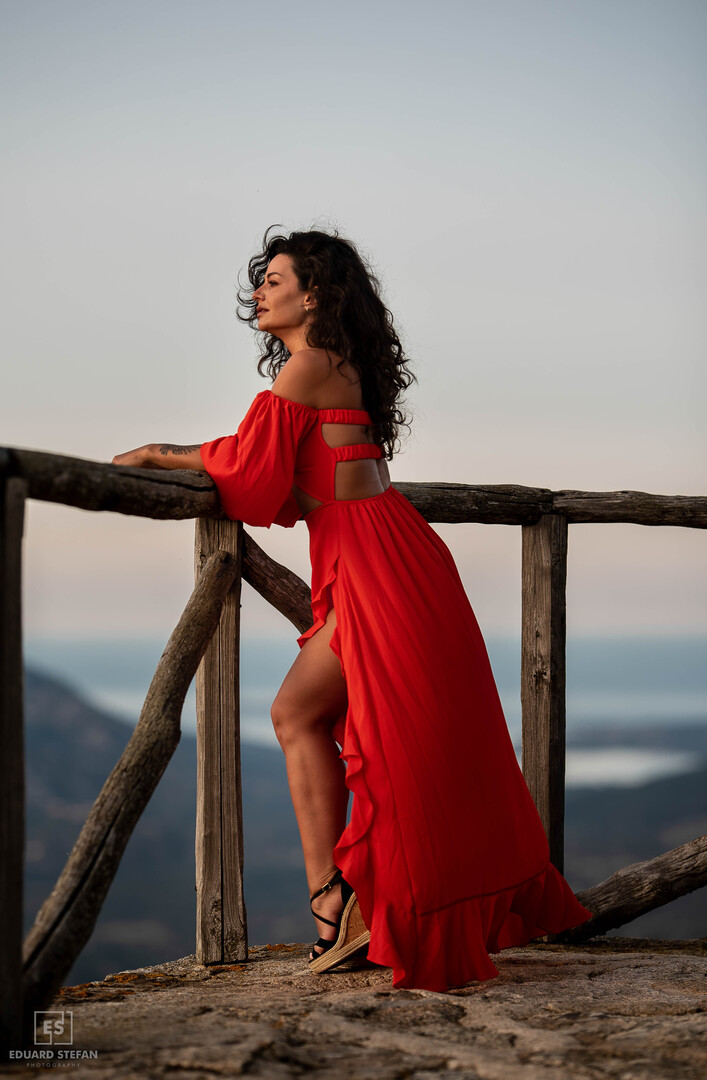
[1,444,706,1051]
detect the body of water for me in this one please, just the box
[24,633,707,788]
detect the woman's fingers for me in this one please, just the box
[111,445,152,467]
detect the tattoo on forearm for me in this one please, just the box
[159,444,201,456]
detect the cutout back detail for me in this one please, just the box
[292,411,387,516]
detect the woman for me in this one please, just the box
[113,227,592,992]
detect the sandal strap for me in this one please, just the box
[309,868,343,906]
[309,936,335,961]
[309,867,343,930]
[311,910,339,930]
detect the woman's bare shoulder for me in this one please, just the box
[270,349,330,406]
[271,349,360,409]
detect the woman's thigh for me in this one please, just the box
[272,608,348,734]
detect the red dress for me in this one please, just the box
[201,390,592,992]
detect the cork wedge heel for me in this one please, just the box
[308,869,371,974]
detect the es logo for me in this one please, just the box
[34,1010,73,1045]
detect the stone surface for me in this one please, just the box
[5,939,706,1079]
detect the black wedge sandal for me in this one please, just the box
[308,867,371,974]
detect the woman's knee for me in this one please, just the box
[270,610,347,749]
[270,690,323,748]
[270,693,290,746]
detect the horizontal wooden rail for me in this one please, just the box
[394,483,707,527]
[1,447,219,520]
[395,481,553,524]
[3,447,706,527]
[549,487,707,526]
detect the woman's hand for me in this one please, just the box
[112,444,156,468]
[111,443,206,470]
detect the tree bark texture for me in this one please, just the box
[194,520,247,964]
[242,531,312,634]
[521,514,568,874]
[4,446,705,526]
[6,447,220,520]
[556,834,707,942]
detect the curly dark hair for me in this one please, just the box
[237,226,415,459]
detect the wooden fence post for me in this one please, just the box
[0,467,26,1055]
[520,513,568,873]
[194,519,247,963]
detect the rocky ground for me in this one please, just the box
[4,938,706,1079]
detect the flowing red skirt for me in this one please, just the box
[297,485,592,992]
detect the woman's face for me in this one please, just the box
[252,253,311,337]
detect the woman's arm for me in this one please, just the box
[112,443,206,470]
[113,351,328,470]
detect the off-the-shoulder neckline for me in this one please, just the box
[263,389,372,420]
[263,389,317,412]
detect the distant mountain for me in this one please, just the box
[23,668,706,985]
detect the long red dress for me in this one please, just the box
[201,389,592,992]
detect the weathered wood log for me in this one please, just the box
[556,833,707,942]
[5,446,705,527]
[0,468,27,1055]
[21,550,239,1043]
[553,489,707,527]
[521,514,568,874]
[395,481,553,524]
[194,521,247,964]
[6,447,222,519]
[242,531,313,634]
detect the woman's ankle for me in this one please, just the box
[309,864,341,897]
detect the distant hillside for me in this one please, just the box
[23,668,706,985]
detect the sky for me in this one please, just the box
[1,0,705,644]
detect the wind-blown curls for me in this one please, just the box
[237,226,415,459]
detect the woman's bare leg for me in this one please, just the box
[271,607,349,952]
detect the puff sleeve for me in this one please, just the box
[200,390,318,528]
